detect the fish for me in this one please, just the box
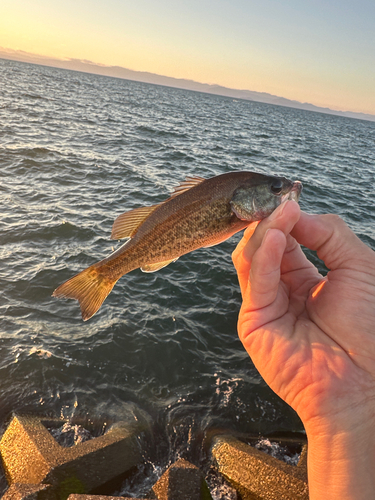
[52,171,302,320]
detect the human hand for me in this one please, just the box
[232,201,375,498]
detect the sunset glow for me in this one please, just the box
[1,0,374,115]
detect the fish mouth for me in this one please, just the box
[281,180,302,203]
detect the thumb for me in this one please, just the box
[246,228,287,310]
[238,228,289,340]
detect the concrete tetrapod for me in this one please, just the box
[67,459,213,500]
[150,458,213,500]
[0,415,144,499]
[212,435,308,500]
[2,483,53,500]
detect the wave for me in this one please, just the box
[0,58,374,496]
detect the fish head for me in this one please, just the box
[230,175,302,221]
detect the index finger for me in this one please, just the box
[291,212,375,274]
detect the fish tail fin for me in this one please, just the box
[52,265,118,321]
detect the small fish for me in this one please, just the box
[53,171,302,320]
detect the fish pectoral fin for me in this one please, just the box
[111,205,159,240]
[169,176,206,199]
[141,258,178,273]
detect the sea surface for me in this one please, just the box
[0,58,374,496]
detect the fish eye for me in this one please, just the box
[270,179,283,195]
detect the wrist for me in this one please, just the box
[304,411,375,500]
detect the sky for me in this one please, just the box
[1,0,374,115]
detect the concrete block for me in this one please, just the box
[0,415,143,498]
[2,483,53,500]
[67,459,213,500]
[211,435,308,500]
[151,458,212,500]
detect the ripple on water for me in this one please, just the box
[0,58,374,496]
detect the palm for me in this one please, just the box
[234,205,375,425]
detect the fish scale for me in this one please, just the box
[53,171,302,320]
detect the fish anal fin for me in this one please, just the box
[169,176,206,199]
[141,258,178,273]
[111,205,159,240]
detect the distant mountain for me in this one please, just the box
[1,47,374,122]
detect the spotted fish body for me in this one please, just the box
[53,171,302,320]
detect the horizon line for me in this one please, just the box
[1,46,374,123]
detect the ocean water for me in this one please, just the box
[0,58,374,495]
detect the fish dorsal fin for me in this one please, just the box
[169,176,206,199]
[111,176,206,239]
[141,257,178,273]
[111,204,159,240]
